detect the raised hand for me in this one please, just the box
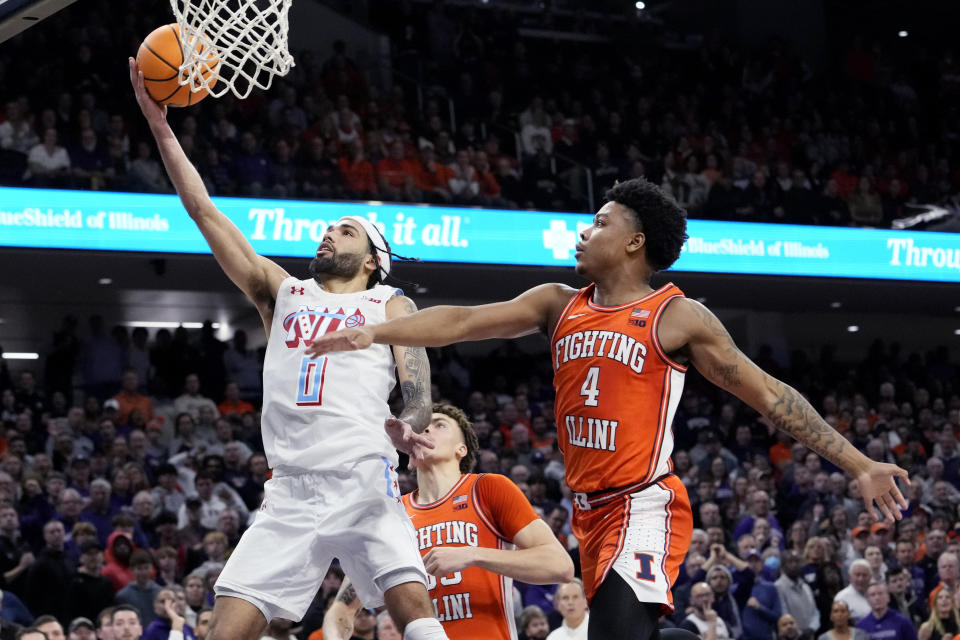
[305,327,374,359]
[128,57,167,125]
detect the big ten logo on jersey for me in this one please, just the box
[282,306,365,348]
[554,330,647,374]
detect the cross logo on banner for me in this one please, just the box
[542,220,577,260]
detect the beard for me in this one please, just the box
[308,251,366,281]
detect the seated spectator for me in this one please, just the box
[413,145,453,203]
[70,128,111,189]
[680,581,731,639]
[110,605,143,640]
[115,551,161,626]
[26,128,70,186]
[0,100,38,154]
[33,616,63,640]
[848,177,883,227]
[835,560,873,623]
[547,579,588,640]
[0,505,34,597]
[216,383,252,419]
[447,150,480,204]
[141,589,195,640]
[230,132,272,197]
[856,583,916,640]
[173,375,217,424]
[338,141,377,199]
[376,140,418,202]
[128,142,168,193]
[24,521,71,626]
[0,588,33,627]
[79,480,115,546]
[101,532,134,593]
[113,371,153,427]
[917,589,960,640]
[67,543,114,623]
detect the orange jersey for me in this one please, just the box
[403,473,538,640]
[551,283,687,494]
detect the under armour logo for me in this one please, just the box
[291,286,305,295]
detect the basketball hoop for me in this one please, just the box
[169,0,294,100]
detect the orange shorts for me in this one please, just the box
[572,473,692,613]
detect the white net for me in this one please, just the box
[169,0,295,100]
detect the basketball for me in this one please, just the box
[136,23,218,107]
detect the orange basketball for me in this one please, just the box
[136,24,218,107]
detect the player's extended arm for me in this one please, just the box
[128,58,288,319]
[663,298,909,521]
[387,296,432,432]
[422,518,574,585]
[306,283,576,357]
[321,578,362,640]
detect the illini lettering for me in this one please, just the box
[564,415,619,451]
[433,592,473,622]
[554,330,647,374]
[416,521,480,550]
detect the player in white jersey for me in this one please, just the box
[130,59,449,640]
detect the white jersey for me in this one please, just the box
[261,278,401,474]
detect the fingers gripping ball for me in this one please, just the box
[136,24,218,107]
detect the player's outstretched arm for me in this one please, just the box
[128,58,288,319]
[663,298,910,522]
[387,296,432,433]
[306,283,576,357]
[321,577,362,640]
[423,517,574,585]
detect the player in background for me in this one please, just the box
[130,59,447,640]
[323,403,574,640]
[306,178,911,640]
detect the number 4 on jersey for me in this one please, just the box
[580,366,600,406]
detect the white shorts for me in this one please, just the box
[215,456,427,621]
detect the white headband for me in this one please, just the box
[337,216,391,276]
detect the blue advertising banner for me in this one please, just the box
[1,186,959,282]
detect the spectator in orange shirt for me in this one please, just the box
[217,382,254,418]
[413,145,453,203]
[376,140,418,202]
[113,369,153,426]
[338,141,377,199]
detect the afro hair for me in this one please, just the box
[604,178,688,273]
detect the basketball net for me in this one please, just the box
[169,0,295,100]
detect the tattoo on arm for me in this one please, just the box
[393,296,431,431]
[765,379,848,462]
[337,581,358,605]
[398,346,431,430]
[690,302,744,389]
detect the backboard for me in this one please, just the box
[0,0,78,44]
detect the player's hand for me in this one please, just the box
[305,328,374,359]
[384,417,434,462]
[164,598,185,632]
[855,461,909,522]
[423,546,474,576]
[128,57,168,124]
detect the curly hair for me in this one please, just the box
[604,178,688,273]
[432,403,479,474]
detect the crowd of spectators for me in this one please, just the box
[1,1,960,226]
[0,310,959,639]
